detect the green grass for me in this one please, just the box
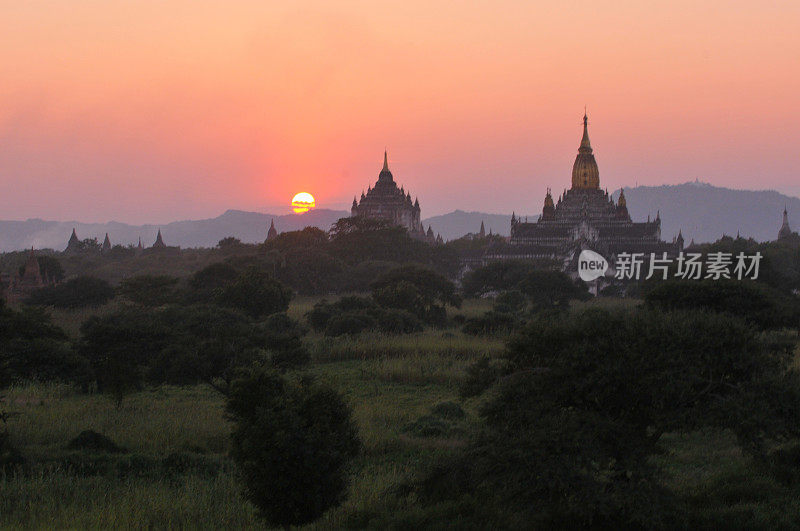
[3,298,799,528]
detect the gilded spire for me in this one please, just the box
[571,111,599,189]
[579,112,592,153]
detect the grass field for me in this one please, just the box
[3,297,800,528]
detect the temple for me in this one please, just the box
[266,219,279,242]
[778,207,795,241]
[484,113,682,269]
[351,151,435,242]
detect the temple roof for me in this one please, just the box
[572,113,600,190]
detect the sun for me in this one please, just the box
[291,192,315,213]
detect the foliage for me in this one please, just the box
[118,275,180,306]
[275,248,344,295]
[78,304,308,400]
[0,305,85,387]
[261,313,310,371]
[25,276,115,309]
[329,217,459,276]
[371,265,461,325]
[645,279,800,330]
[461,310,517,336]
[519,269,590,310]
[214,267,292,319]
[226,369,360,527]
[188,262,239,292]
[66,430,126,453]
[418,307,800,528]
[492,289,528,314]
[308,296,422,336]
[37,255,65,283]
[325,312,378,337]
[264,227,329,252]
[461,259,552,297]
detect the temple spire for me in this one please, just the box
[383,150,389,172]
[580,112,592,152]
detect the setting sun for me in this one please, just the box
[291,192,315,214]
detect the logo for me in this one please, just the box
[578,249,609,281]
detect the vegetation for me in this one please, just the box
[25,276,115,309]
[4,230,800,527]
[226,369,360,527]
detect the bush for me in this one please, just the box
[118,275,180,306]
[66,430,126,453]
[0,305,86,387]
[462,311,517,336]
[645,279,800,330]
[262,313,310,371]
[215,267,292,318]
[375,309,423,334]
[227,369,360,527]
[25,276,114,308]
[414,307,800,527]
[325,312,377,337]
[371,265,461,325]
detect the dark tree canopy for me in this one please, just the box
[418,307,800,528]
[645,279,800,330]
[118,275,180,307]
[226,369,360,527]
[25,276,114,309]
[215,267,292,318]
[0,304,84,387]
[518,269,590,310]
[371,265,460,324]
[462,260,554,297]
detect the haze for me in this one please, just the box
[1,1,798,223]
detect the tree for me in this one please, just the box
[78,304,293,397]
[25,276,114,309]
[462,259,554,297]
[371,265,461,324]
[215,267,292,318]
[645,279,800,330]
[78,308,169,405]
[264,227,329,252]
[419,307,800,528]
[518,269,590,310]
[118,275,180,306]
[226,369,360,527]
[0,304,86,387]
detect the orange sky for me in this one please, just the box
[1,1,798,223]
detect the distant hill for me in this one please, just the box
[0,209,348,252]
[1,182,796,251]
[613,181,796,244]
[423,182,798,243]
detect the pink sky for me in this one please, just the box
[1,1,798,223]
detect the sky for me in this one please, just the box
[0,0,798,223]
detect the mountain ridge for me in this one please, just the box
[1,182,796,251]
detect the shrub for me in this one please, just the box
[66,430,126,453]
[462,311,517,336]
[118,275,180,306]
[25,276,114,308]
[325,312,377,337]
[227,369,360,527]
[416,307,800,527]
[215,267,292,318]
[645,279,800,330]
[262,313,310,371]
[372,265,461,325]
